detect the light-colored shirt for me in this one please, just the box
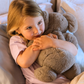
[9,35,70,84]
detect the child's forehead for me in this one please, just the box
[19,15,43,28]
[23,16,43,22]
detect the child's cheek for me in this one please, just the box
[41,24,45,33]
[43,22,45,32]
[30,33,33,37]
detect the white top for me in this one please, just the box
[9,35,70,84]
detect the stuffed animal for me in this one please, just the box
[28,11,81,82]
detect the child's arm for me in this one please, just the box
[32,33,78,56]
[52,39,78,56]
[16,45,40,68]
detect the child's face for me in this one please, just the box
[17,16,45,40]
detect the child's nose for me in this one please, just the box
[34,27,41,34]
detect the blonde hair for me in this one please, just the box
[7,0,44,36]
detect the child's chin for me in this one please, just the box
[31,38,36,40]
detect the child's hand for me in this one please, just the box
[31,45,40,51]
[47,33,58,39]
[32,35,54,51]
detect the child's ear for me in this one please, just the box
[16,29,21,34]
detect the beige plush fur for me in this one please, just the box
[28,11,81,82]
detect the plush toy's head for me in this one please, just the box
[43,11,78,35]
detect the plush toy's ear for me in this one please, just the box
[43,11,49,31]
[63,13,78,33]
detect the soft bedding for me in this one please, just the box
[70,72,84,84]
[0,24,25,84]
[0,13,7,24]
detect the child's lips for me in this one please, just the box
[34,34,41,38]
[35,35,40,37]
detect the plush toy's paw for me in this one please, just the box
[63,33,78,48]
[52,31,65,40]
[34,66,57,82]
[63,63,81,80]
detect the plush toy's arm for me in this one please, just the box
[63,33,78,48]
[52,31,65,40]
[63,13,78,48]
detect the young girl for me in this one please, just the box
[7,0,77,84]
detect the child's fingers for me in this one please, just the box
[47,33,51,37]
[53,34,58,39]
[33,46,42,51]
[34,37,41,41]
[32,42,42,51]
[32,45,40,51]
[32,41,41,46]
[47,33,58,39]
[33,40,41,44]
[33,38,42,44]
